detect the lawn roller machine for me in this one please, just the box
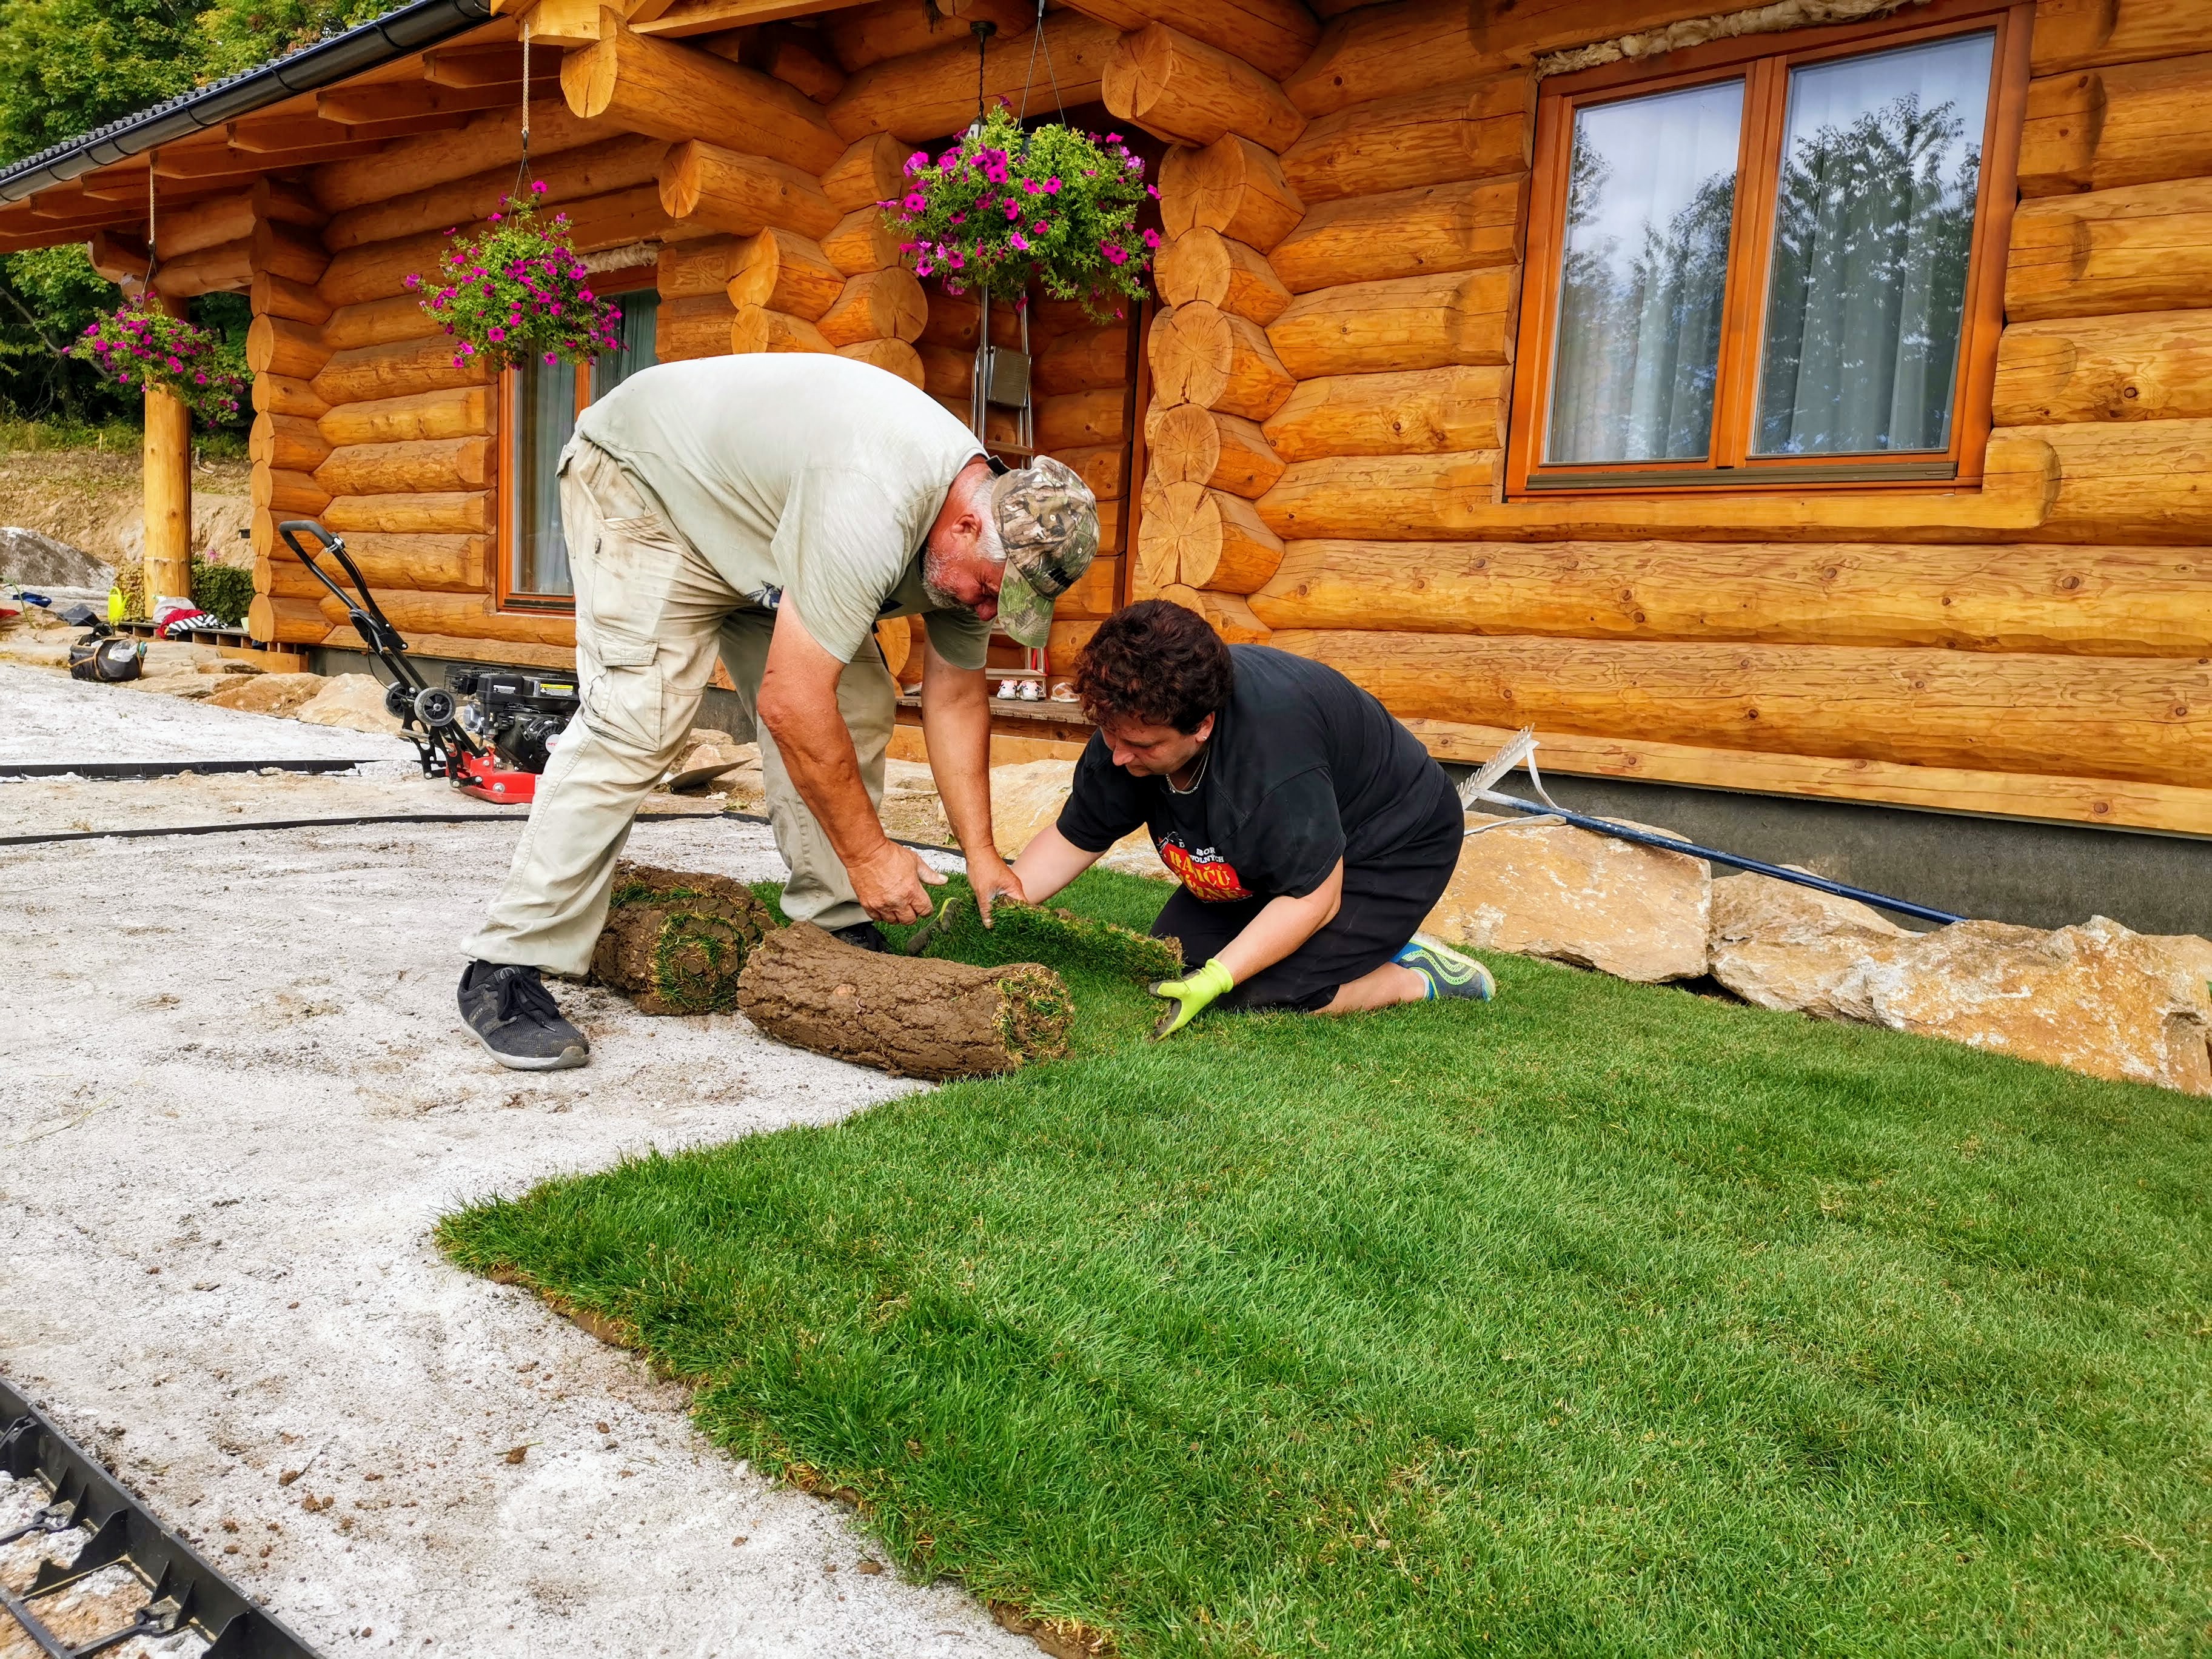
[278,519,580,803]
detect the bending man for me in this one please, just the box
[458,354,1096,1070]
[1012,600,1494,1032]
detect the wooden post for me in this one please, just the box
[142,294,193,617]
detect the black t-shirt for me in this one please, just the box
[1055,645,1460,902]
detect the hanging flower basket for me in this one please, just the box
[70,295,246,424]
[880,106,1158,321]
[409,184,626,372]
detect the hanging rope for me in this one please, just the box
[144,156,158,290]
[509,21,534,204]
[1016,0,1064,122]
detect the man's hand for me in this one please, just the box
[1150,957,1236,1040]
[970,853,1028,928]
[850,840,947,925]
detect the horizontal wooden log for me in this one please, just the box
[916,340,971,400]
[2008,178,2212,320]
[1156,583,1271,641]
[247,592,333,645]
[1992,311,2212,425]
[152,237,250,298]
[315,436,493,497]
[731,304,834,354]
[1138,478,1284,592]
[250,270,331,326]
[2039,415,2212,543]
[315,99,621,214]
[725,23,846,103]
[2019,53,2212,196]
[1045,441,1128,500]
[1148,301,1294,419]
[1102,23,1306,152]
[1269,175,1524,293]
[1273,629,2212,788]
[1282,0,1489,119]
[245,314,332,379]
[933,394,1027,447]
[250,221,329,287]
[322,135,669,253]
[1262,364,1505,461]
[820,132,907,212]
[657,233,745,297]
[1051,554,1124,620]
[322,492,496,535]
[318,386,492,446]
[1280,73,1531,204]
[249,412,331,473]
[252,468,331,515]
[313,335,489,405]
[1067,0,1317,81]
[821,206,901,274]
[1154,229,1290,324]
[1144,403,1282,496]
[1256,451,1500,540]
[1267,267,1517,378]
[253,374,327,420]
[658,291,737,360]
[561,183,684,253]
[1403,714,2212,837]
[258,532,488,596]
[318,229,449,310]
[1034,323,1130,395]
[816,266,926,345]
[659,139,841,239]
[1158,133,1302,247]
[321,293,438,352]
[311,585,575,646]
[1036,388,1128,451]
[919,287,1023,352]
[1250,539,2212,655]
[563,13,844,174]
[827,13,1120,144]
[724,227,844,319]
[823,0,1036,73]
[2030,0,2212,75]
[163,191,257,258]
[837,337,924,386]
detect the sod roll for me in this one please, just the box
[736,920,1072,1079]
[590,863,776,1015]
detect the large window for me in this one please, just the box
[499,282,660,607]
[1508,1,2027,494]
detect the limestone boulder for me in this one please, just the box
[1831,917,2212,1096]
[1709,871,1910,1017]
[987,757,1168,881]
[1425,813,1711,982]
[205,672,330,717]
[295,672,402,734]
[880,757,950,845]
[0,526,110,589]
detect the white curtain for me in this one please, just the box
[1754,32,1994,455]
[512,356,578,598]
[1547,79,1743,466]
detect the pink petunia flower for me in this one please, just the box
[1008,232,1030,252]
[1101,243,1127,266]
[903,192,927,212]
[1141,227,1161,249]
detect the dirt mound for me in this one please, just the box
[0,446,250,568]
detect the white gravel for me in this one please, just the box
[0,661,404,768]
[0,767,1028,1658]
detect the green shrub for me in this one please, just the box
[190,557,253,625]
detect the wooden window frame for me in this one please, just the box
[1506,0,2031,498]
[494,266,659,613]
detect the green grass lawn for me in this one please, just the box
[440,870,2211,1657]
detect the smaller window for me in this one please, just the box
[1509,0,2028,495]
[498,281,660,608]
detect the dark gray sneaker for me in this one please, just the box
[829,920,890,953]
[458,961,589,1070]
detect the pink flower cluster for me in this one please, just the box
[408,184,625,372]
[71,295,245,423]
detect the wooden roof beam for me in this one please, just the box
[635,0,854,38]
[316,80,527,124]
[421,44,528,85]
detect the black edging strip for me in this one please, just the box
[0,1377,322,1658]
[0,759,372,782]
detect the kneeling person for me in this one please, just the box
[1010,600,1493,1032]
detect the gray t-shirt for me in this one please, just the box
[571,354,990,669]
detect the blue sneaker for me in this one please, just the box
[1393,937,1496,1002]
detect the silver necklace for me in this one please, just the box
[1166,740,1211,796]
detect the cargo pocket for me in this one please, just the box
[582,632,665,755]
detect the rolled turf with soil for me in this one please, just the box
[444,868,2211,1657]
[590,863,775,1015]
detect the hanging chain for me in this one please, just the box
[1016,0,1063,123]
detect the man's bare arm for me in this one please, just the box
[919,635,1025,922]
[756,597,941,923]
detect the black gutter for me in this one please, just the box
[0,0,496,206]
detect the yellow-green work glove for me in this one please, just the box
[1150,957,1235,1040]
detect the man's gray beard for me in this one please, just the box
[922,524,1003,612]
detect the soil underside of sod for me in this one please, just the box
[440,871,2211,1657]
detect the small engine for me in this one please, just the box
[445,669,580,775]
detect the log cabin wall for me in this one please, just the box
[1125,0,2212,836]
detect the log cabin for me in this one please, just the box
[1,0,2205,927]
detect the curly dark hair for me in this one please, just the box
[1073,600,1234,733]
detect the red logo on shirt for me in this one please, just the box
[1158,836,1251,902]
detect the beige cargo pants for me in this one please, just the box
[461,440,896,977]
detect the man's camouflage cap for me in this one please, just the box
[988,454,1098,649]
